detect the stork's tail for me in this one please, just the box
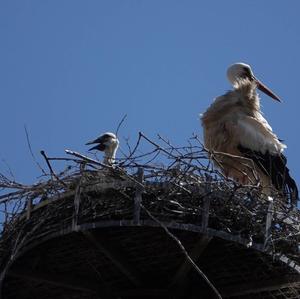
[238,145,299,205]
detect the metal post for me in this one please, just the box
[202,177,211,232]
[72,163,86,231]
[134,168,144,225]
[202,197,210,232]
[264,199,274,250]
[26,197,32,220]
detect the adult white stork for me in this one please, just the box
[201,62,298,203]
[86,132,119,165]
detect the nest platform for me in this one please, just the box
[0,135,299,299]
[0,166,300,299]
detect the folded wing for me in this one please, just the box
[234,115,298,202]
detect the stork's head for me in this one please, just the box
[100,132,119,152]
[227,62,281,102]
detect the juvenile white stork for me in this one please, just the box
[86,132,119,165]
[201,62,298,203]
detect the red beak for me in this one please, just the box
[253,76,281,102]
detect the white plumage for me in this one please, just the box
[201,63,298,202]
[86,132,119,165]
[236,115,286,154]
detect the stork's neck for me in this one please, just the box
[103,152,114,165]
[103,146,118,166]
[235,78,261,115]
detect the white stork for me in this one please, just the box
[86,132,119,165]
[201,62,298,203]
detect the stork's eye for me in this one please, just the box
[242,67,252,78]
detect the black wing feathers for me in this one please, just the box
[86,134,111,145]
[88,143,106,151]
[86,134,113,151]
[238,145,298,203]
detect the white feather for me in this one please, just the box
[236,114,286,154]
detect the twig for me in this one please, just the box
[120,132,143,165]
[24,125,47,175]
[65,149,109,168]
[1,159,15,181]
[40,150,67,187]
[115,114,127,137]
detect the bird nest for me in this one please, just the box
[0,132,299,293]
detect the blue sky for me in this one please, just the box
[0,1,299,186]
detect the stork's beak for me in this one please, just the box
[253,76,281,102]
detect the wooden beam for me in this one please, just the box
[170,235,212,286]
[221,274,300,297]
[82,231,142,287]
[117,288,168,297]
[9,267,99,294]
